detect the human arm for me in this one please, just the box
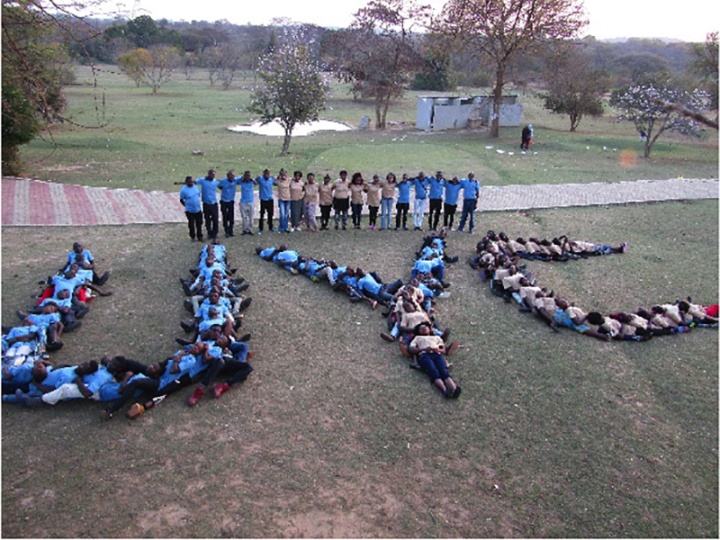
[74,376,94,399]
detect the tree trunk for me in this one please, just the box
[490,65,505,138]
[281,127,293,156]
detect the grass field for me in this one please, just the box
[16,66,719,189]
[1,200,718,537]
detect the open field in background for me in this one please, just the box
[17,66,718,190]
[2,200,718,537]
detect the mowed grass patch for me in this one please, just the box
[1,200,718,537]
[17,67,718,189]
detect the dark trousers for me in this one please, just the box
[105,377,160,414]
[220,201,235,236]
[443,203,457,229]
[320,205,332,228]
[368,206,379,227]
[259,199,274,231]
[351,203,363,228]
[202,203,219,239]
[186,211,203,240]
[428,198,442,230]
[395,202,409,229]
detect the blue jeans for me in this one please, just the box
[380,198,394,229]
[278,200,291,232]
[418,352,450,382]
[458,199,476,232]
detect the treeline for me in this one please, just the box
[64,15,699,91]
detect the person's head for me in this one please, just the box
[56,289,71,300]
[586,312,605,326]
[32,360,49,382]
[72,242,83,254]
[386,172,396,183]
[207,169,216,179]
[146,362,162,378]
[486,230,497,240]
[215,335,230,349]
[106,355,127,373]
[76,360,99,376]
[262,169,270,179]
[519,277,530,287]
[227,170,235,180]
[516,237,525,245]
[208,307,219,319]
[323,174,331,184]
[207,325,223,340]
[372,174,380,183]
[307,173,315,184]
[351,172,363,184]
[499,232,509,242]
[293,170,303,180]
[74,252,86,264]
[243,170,252,181]
[678,300,691,312]
[205,256,215,267]
[651,305,665,314]
[403,300,416,312]
[417,171,425,179]
[208,291,220,303]
[339,170,347,179]
[552,237,562,246]
[41,302,58,314]
[184,176,194,186]
[415,321,432,335]
[279,244,288,252]
[435,170,443,179]
[66,264,79,278]
[255,246,263,255]
[355,267,365,277]
[468,172,475,180]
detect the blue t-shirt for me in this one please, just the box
[461,179,480,200]
[358,274,382,295]
[239,179,256,204]
[275,251,299,265]
[428,177,445,199]
[180,184,202,213]
[66,249,94,266]
[3,363,34,384]
[413,259,433,274]
[52,274,85,295]
[444,182,463,206]
[82,366,115,394]
[196,177,220,204]
[413,178,429,199]
[42,366,78,389]
[257,175,275,201]
[259,247,276,260]
[28,312,61,329]
[159,354,196,388]
[217,177,239,203]
[396,182,411,204]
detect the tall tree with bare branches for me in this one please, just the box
[440,0,587,137]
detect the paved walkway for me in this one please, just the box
[2,176,717,226]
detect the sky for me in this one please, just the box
[102,0,718,42]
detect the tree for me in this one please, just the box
[117,45,180,93]
[2,0,100,173]
[247,29,329,155]
[541,44,609,131]
[440,0,587,137]
[690,32,718,109]
[610,75,710,158]
[331,0,430,129]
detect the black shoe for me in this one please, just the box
[75,306,90,319]
[183,299,195,314]
[1,325,12,334]
[64,320,82,333]
[238,297,252,312]
[46,341,63,352]
[16,310,27,321]
[175,337,193,346]
[96,271,110,286]
[180,321,195,333]
[238,333,251,342]
[235,283,250,293]
[180,279,193,297]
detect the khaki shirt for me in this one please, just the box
[409,334,444,353]
[276,177,291,201]
[350,183,365,205]
[303,183,319,204]
[290,180,305,201]
[333,179,350,199]
[380,180,396,199]
[366,183,381,206]
[319,183,334,205]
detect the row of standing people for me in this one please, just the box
[178,169,482,240]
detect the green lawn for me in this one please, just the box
[16,66,718,189]
[1,200,717,537]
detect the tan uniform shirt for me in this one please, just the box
[276,177,291,201]
[319,183,333,205]
[333,179,350,199]
[366,183,381,206]
[380,180,396,199]
[290,180,305,201]
[303,183,319,204]
[350,183,365,205]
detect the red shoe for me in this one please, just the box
[213,383,230,399]
[187,385,205,406]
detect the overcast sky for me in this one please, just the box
[101,0,717,42]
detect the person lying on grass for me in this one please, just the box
[407,322,461,399]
